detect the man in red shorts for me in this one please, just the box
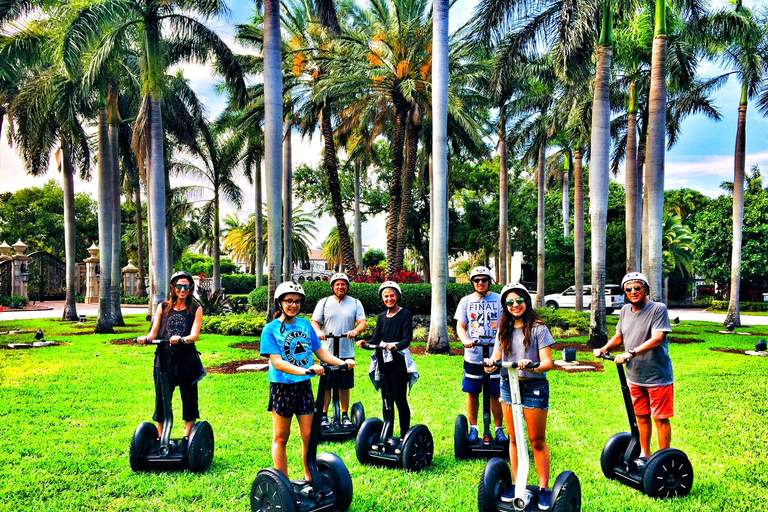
[594,272,674,463]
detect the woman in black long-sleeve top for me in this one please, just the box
[357,281,413,437]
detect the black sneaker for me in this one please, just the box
[341,413,353,428]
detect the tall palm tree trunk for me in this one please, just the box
[135,186,147,297]
[395,111,421,271]
[588,18,612,348]
[213,194,221,292]
[255,163,264,286]
[109,91,124,325]
[148,95,167,313]
[320,111,356,274]
[354,160,363,268]
[573,149,585,311]
[386,102,409,274]
[264,0,283,315]
[283,122,292,281]
[61,136,79,321]
[535,141,546,307]
[625,81,641,272]
[427,0,449,353]
[643,3,668,302]
[498,122,508,284]
[725,83,748,327]
[96,108,115,333]
[562,152,570,238]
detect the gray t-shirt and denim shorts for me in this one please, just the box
[312,295,366,389]
[455,292,503,394]
[495,324,556,409]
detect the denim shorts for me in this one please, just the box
[500,376,550,410]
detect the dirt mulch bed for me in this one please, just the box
[409,345,463,356]
[552,342,592,353]
[110,339,137,345]
[232,341,261,351]
[671,330,695,335]
[206,358,270,374]
[710,347,749,355]
[1,342,64,350]
[669,336,703,344]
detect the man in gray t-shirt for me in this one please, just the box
[594,272,675,461]
[311,273,367,428]
[454,266,506,443]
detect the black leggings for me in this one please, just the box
[380,361,410,437]
[153,370,200,423]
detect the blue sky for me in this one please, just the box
[1,0,766,250]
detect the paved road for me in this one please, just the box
[3,302,768,326]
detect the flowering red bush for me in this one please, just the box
[351,266,422,284]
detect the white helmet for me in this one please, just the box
[330,272,350,288]
[621,272,649,290]
[275,281,305,303]
[469,266,493,282]
[499,282,531,305]
[378,281,402,301]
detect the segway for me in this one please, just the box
[250,364,353,512]
[455,336,508,459]
[355,342,433,472]
[320,334,365,441]
[597,353,693,498]
[130,338,214,473]
[478,361,580,512]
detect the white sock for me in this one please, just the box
[471,425,478,430]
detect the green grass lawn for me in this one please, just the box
[1,315,767,511]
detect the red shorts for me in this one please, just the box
[628,383,674,419]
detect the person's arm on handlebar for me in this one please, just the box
[315,346,356,370]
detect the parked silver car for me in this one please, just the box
[543,285,625,314]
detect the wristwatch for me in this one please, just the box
[628,349,637,358]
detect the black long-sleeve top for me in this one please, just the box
[369,307,413,369]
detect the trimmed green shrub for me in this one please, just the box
[222,274,257,294]
[121,296,149,305]
[536,308,590,332]
[0,295,28,309]
[228,294,251,314]
[709,300,768,312]
[202,313,268,336]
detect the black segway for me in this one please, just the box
[479,361,580,512]
[250,364,353,512]
[355,342,433,472]
[455,336,508,459]
[597,353,693,498]
[130,338,214,473]
[320,334,365,441]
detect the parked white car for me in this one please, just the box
[544,285,625,314]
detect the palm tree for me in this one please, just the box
[703,1,768,327]
[64,0,246,313]
[320,226,353,272]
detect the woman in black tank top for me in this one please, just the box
[137,271,204,439]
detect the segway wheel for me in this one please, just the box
[642,449,694,498]
[551,471,581,512]
[600,432,632,480]
[351,401,365,431]
[251,468,296,512]
[187,421,215,473]
[129,422,158,472]
[454,414,469,459]
[317,452,353,511]
[401,424,433,472]
[477,457,511,512]
[355,417,383,465]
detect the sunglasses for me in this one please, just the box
[625,286,643,293]
[174,284,191,291]
[472,278,490,284]
[283,299,303,306]
[506,297,526,306]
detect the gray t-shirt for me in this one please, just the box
[312,295,366,358]
[455,292,502,364]
[616,301,674,387]
[494,324,556,379]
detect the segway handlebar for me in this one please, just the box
[326,333,356,340]
[305,363,350,376]
[134,338,188,345]
[483,358,541,370]
[597,353,615,361]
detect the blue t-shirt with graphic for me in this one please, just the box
[260,317,322,384]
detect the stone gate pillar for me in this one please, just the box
[122,259,139,297]
[11,240,29,298]
[84,243,100,304]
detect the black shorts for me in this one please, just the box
[327,359,355,390]
[268,380,315,418]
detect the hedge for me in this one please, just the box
[221,274,260,294]
[121,296,149,305]
[202,313,269,336]
[709,300,768,312]
[0,295,28,309]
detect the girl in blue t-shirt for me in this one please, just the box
[260,282,355,481]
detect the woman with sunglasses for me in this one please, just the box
[487,283,555,509]
[138,271,205,441]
